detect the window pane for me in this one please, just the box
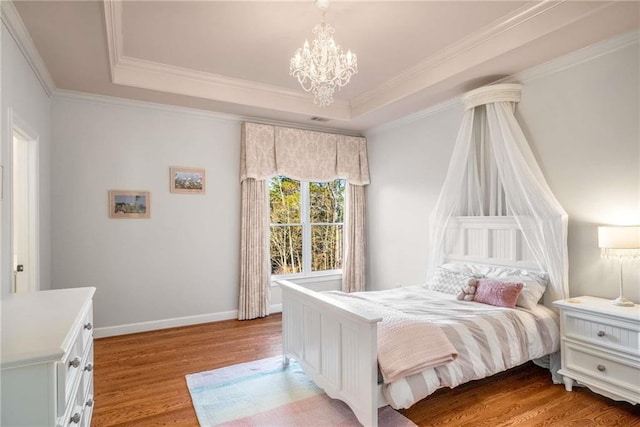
[311,225,343,272]
[309,179,345,223]
[270,225,302,275]
[269,176,300,224]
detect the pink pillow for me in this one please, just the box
[473,279,524,308]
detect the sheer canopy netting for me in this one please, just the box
[427,84,569,303]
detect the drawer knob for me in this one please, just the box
[84,363,93,372]
[70,412,81,424]
[86,398,94,408]
[597,330,605,337]
[597,364,606,372]
[84,322,93,331]
[69,357,81,368]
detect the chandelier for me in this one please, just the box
[290,0,358,107]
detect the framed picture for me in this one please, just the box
[109,190,151,218]
[170,166,206,194]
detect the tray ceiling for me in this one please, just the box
[10,0,640,132]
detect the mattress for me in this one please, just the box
[325,285,560,409]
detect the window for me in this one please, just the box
[269,176,345,278]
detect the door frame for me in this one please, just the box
[9,108,40,293]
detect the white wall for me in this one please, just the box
[51,96,243,331]
[366,105,461,289]
[366,39,640,303]
[51,94,340,334]
[1,23,51,296]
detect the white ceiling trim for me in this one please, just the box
[113,55,352,120]
[351,0,614,117]
[352,1,561,111]
[367,29,639,137]
[1,0,55,96]
[507,29,639,85]
[53,88,364,137]
[103,0,351,120]
[102,0,624,123]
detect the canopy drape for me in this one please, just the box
[239,122,370,320]
[427,84,569,304]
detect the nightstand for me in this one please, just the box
[554,296,639,405]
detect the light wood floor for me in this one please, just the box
[92,314,640,426]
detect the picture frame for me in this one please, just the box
[109,190,151,219]
[170,166,206,194]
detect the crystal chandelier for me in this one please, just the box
[290,0,358,107]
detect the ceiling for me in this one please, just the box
[9,1,640,133]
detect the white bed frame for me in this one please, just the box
[279,216,543,426]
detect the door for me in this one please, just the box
[12,128,38,293]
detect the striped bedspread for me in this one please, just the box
[325,286,560,409]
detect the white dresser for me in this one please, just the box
[554,296,639,405]
[1,287,96,427]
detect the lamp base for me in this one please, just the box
[611,296,635,307]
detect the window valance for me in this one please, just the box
[240,122,370,186]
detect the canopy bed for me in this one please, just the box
[279,83,569,426]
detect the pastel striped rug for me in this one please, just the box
[186,356,416,426]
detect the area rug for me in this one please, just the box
[186,356,416,426]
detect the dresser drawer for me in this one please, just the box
[57,306,94,416]
[564,342,640,396]
[59,371,94,427]
[79,345,94,405]
[80,378,94,427]
[563,311,639,355]
[79,304,94,351]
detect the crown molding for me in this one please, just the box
[102,0,634,128]
[113,55,352,119]
[365,97,462,137]
[52,89,362,137]
[102,0,351,121]
[53,88,243,123]
[508,29,639,84]
[1,0,55,96]
[351,0,613,118]
[367,29,639,136]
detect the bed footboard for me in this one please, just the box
[278,280,383,427]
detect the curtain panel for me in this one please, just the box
[238,179,270,320]
[239,122,370,320]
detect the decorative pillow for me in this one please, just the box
[473,279,524,308]
[504,275,547,309]
[428,267,480,295]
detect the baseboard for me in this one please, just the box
[270,304,283,313]
[94,304,283,338]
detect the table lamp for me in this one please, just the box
[598,226,640,307]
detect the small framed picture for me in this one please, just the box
[109,190,151,218]
[170,166,206,194]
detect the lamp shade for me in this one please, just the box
[598,226,640,249]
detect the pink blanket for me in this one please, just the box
[378,314,458,383]
[325,291,458,384]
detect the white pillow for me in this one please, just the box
[427,266,479,295]
[504,275,548,309]
[428,266,481,295]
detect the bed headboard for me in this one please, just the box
[443,216,540,270]
[442,216,558,308]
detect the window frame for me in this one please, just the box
[269,178,345,282]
